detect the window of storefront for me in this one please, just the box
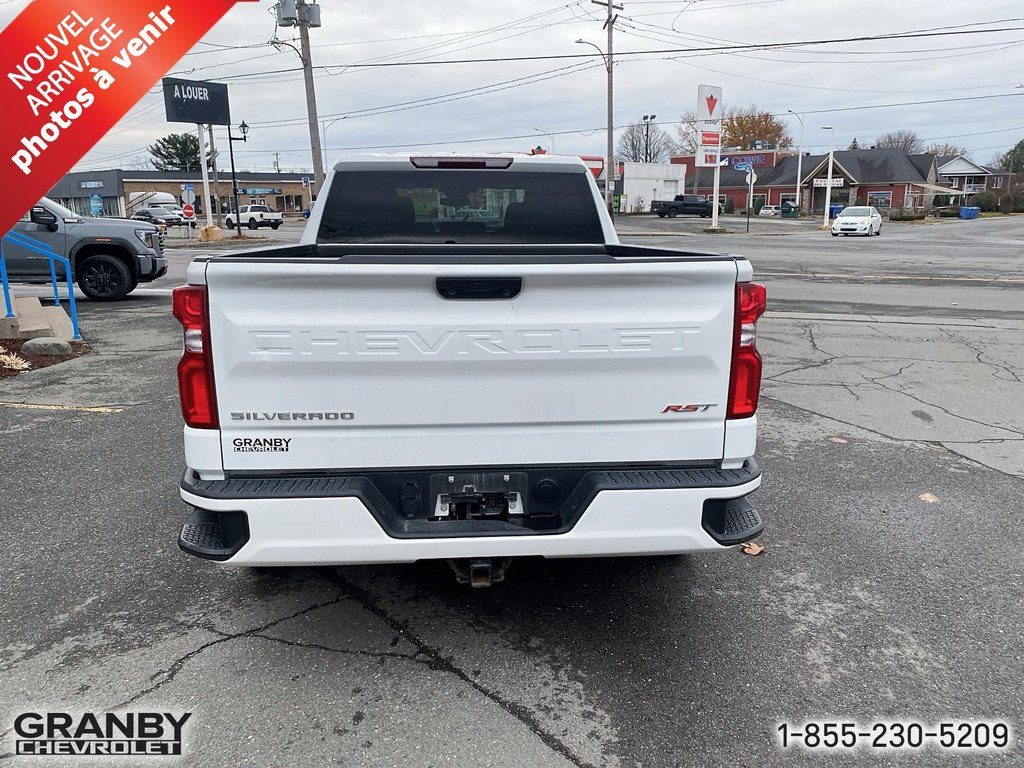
[867,191,892,209]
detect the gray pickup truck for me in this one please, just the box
[5,197,167,301]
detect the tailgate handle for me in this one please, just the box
[435,277,522,300]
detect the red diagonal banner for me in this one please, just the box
[0,0,256,235]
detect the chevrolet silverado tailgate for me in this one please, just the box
[203,249,741,471]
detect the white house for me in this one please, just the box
[937,155,1009,197]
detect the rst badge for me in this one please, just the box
[662,404,717,413]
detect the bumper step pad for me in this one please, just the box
[701,497,764,546]
[179,508,249,561]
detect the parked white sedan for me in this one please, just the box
[831,206,882,237]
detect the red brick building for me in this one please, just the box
[672,148,957,213]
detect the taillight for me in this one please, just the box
[172,286,218,429]
[727,282,767,419]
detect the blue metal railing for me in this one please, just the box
[1,231,81,341]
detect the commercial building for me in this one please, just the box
[619,162,685,213]
[672,148,964,213]
[47,169,317,217]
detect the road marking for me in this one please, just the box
[760,271,1024,284]
[0,401,124,414]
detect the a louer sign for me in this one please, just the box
[162,77,230,126]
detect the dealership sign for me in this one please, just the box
[813,178,845,187]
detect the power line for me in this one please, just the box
[200,25,1024,81]
[248,60,603,128]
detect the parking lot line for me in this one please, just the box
[0,401,124,414]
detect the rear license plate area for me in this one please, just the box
[429,472,528,520]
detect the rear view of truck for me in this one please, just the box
[173,155,765,585]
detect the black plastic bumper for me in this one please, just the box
[180,460,761,552]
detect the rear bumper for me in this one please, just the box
[178,460,763,564]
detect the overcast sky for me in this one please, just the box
[4,0,1024,173]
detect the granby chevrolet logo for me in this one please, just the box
[13,711,191,756]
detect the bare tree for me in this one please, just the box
[925,142,970,158]
[874,130,924,153]
[616,120,671,163]
[669,110,699,155]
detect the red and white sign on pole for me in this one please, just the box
[182,203,195,219]
[695,84,723,168]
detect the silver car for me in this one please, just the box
[831,206,882,237]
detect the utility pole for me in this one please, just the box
[296,1,325,191]
[296,0,323,192]
[275,2,325,192]
[577,1,620,216]
[600,0,620,216]
[207,124,223,227]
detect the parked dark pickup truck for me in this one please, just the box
[650,194,718,218]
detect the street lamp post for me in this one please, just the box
[321,116,346,174]
[576,37,616,215]
[642,114,656,162]
[533,128,556,154]
[787,109,805,214]
[227,119,248,238]
[821,125,835,230]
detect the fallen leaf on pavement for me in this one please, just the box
[740,541,765,556]
[829,437,848,444]
[918,492,939,503]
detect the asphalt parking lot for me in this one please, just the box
[1,215,1022,766]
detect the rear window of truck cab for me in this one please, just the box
[316,168,604,244]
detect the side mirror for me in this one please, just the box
[30,206,59,231]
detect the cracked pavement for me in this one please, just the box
[2,219,1023,766]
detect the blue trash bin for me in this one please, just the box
[971,206,981,219]
[959,207,970,219]
[829,203,844,219]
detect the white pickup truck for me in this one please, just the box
[224,204,283,231]
[173,154,765,586]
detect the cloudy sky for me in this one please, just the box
[4,0,1023,172]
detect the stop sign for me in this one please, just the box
[182,203,195,218]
